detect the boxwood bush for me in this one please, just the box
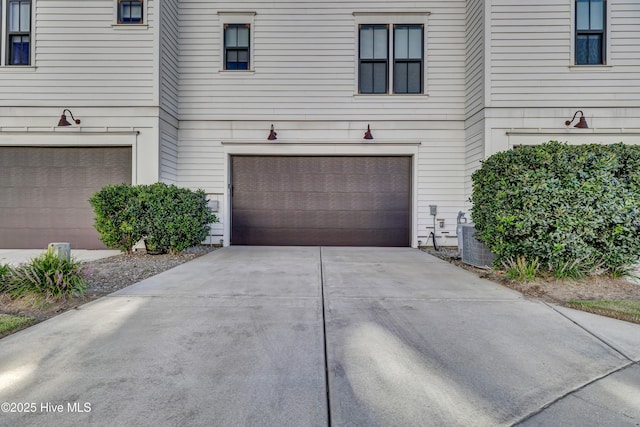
[137,183,217,254]
[89,184,142,254]
[470,142,640,277]
[90,183,217,254]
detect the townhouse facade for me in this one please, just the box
[1,0,638,249]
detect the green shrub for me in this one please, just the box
[4,251,89,300]
[138,183,217,254]
[90,183,217,255]
[89,184,143,254]
[471,142,640,276]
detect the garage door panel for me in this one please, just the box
[233,227,409,247]
[232,156,411,246]
[0,147,131,249]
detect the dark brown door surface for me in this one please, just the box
[0,146,132,249]
[231,156,411,246]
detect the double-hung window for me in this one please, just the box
[359,25,388,94]
[224,24,250,70]
[6,0,31,65]
[575,0,605,65]
[117,0,143,25]
[358,22,424,94]
[394,25,423,93]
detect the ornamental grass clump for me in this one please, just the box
[471,142,640,278]
[502,256,540,282]
[0,263,11,293]
[4,251,89,300]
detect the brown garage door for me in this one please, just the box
[232,156,411,246]
[0,146,132,249]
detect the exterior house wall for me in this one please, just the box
[484,0,640,156]
[158,0,180,184]
[4,0,639,247]
[464,0,485,204]
[0,0,157,107]
[0,0,162,185]
[176,0,469,247]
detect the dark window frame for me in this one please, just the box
[224,23,251,71]
[575,0,606,65]
[358,24,389,94]
[393,24,424,94]
[118,0,143,25]
[6,0,31,65]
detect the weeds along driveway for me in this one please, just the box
[0,246,639,426]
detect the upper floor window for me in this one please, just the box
[394,25,423,94]
[118,0,143,24]
[575,0,605,65]
[358,23,424,94]
[6,0,31,65]
[359,24,388,94]
[224,24,250,70]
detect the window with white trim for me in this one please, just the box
[356,15,426,95]
[359,24,388,94]
[5,0,31,65]
[217,12,255,72]
[575,0,606,65]
[393,24,423,94]
[116,0,144,25]
[224,24,250,70]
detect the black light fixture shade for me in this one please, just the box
[268,124,277,140]
[565,110,588,128]
[58,109,81,127]
[364,124,374,140]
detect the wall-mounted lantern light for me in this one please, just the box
[57,109,81,126]
[364,124,374,140]
[267,124,277,140]
[565,110,588,128]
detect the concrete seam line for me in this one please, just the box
[510,361,638,426]
[320,246,332,426]
[545,302,634,361]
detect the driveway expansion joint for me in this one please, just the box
[510,361,638,426]
[544,301,636,361]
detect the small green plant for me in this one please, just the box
[4,251,89,300]
[502,256,539,282]
[0,263,11,291]
[548,256,606,280]
[609,264,638,280]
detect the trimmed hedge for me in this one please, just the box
[470,142,640,276]
[90,183,217,254]
[88,184,141,254]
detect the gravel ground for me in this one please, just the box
[83,246,216,296]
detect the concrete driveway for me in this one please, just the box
[0,247,639,426]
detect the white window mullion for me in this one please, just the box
[388,22,394,94]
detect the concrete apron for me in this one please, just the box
[0,247,638,426]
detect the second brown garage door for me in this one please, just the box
[231,156,411,246]
[0,146,132,249]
